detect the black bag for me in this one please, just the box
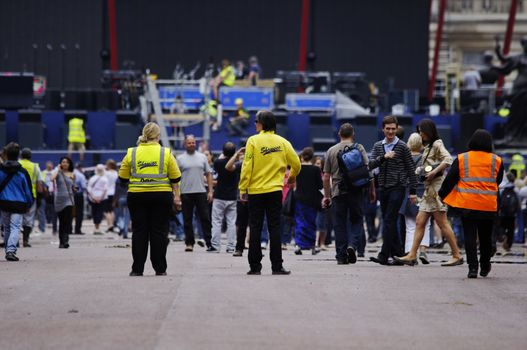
[499,187,519,218]
[282,190,296,217]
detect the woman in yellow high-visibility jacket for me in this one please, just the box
[118,123,181,276]
[439,129,504,279]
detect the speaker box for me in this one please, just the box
[18,109,43,149]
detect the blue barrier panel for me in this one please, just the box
[5,110,18,142]
[159,86,203,110]
[287,112,310,150]
[220,87,274,111]
[42,111,65,149]
[86,112,116,149]
[484,114,506,136]
[285,93,335,111]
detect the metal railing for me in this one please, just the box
[446,0,525,14]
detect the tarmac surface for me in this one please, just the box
[1,223,527,350]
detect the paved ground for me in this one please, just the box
[1,223,526,350]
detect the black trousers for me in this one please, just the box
[74,193,84,233]
[235,201,249,252]
[128,192,172,274]
[462,217,493,269]
[248,191,283,271]
[181,193,212,247]
[57,206,72,246]
[500,216,516,249]
[378,187,405,261]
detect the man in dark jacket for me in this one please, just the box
[0,143,34,261]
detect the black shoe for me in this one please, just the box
[233,250,243,257]
[370,256,389,265]
[347,247,357,264]
[5,252,19,261]
[106,226,114,233]
[480,263,491,277]
[467,268,478,279]
[294,247,302,255]
[59,244,66,249]
[311,247,320,255]
[75,231,85,235]
[156,272,167,276]
[206,247,219,252]
[367,237,377,243]
[247,269,261,275]
[357,252,365,258]
[337,259,349,265]
[272,267,291,275]
[393,256,418,266]
[388,259,405,266]
[23,241,31,248]
[64,243,70,249]
[129,271,143,276]
[197,239,205,247]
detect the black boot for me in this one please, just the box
[467,266,478,279]
[22,226,32,247]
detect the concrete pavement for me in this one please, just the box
[1,224,526,350]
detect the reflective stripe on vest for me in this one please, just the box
[129,146,171,186]
[459,153,498,183]
[443,151,501,212]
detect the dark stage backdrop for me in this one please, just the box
[0,0,103,88]
[0,0,429,92]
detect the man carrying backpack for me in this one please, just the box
[0,143,34,261]
[322,123,374,265]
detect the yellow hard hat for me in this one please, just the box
[235,98,243,105]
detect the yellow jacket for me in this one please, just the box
[239,131,301,195]
[68,118,86,143]
[119,142,181,193]
[19,159,39,198]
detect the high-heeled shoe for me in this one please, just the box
[393,256,418,266]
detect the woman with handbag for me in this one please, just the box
[51,157,75,249]
[395,119,463,266]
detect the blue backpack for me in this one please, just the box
[337,143,370,189]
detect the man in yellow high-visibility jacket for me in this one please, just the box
[19,148,42,247]
[67,116,86,161]
[212,59,235,101]
[239,110,301,275]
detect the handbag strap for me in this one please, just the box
[60,172,75,204]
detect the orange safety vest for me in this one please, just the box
[443,151,501,212]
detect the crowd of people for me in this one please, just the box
[1,112,525,279]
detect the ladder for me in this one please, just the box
[144,76,211,149]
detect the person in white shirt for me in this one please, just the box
[104,159,119,232]
[87,164,109,234]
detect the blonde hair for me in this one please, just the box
[137,122,160,145]
[407,132,423,152]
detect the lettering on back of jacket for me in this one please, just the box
[260,146,282,156]
[137,161,158,170]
